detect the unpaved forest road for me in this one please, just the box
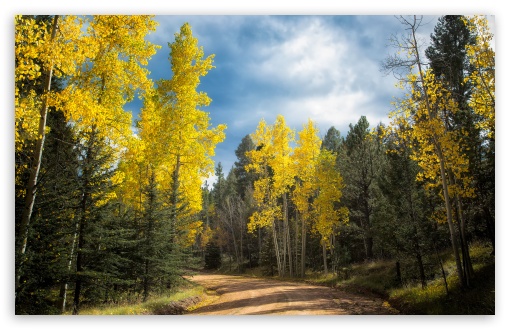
[185,274,399,315]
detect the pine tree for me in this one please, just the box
[383,15,481,287]
[341,116,382,260]
[233,135,257,199]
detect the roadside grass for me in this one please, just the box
[91,241,493,315]
[388,241,495,314]
[300,241,495,314]
[76,281,206,315]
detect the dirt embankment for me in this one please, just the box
[184,273,399,315]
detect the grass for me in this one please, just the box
[388,241,495,314]
[76,281,206,315]
[291,241,495,314]
[76,241,494,315]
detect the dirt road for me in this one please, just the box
[185,273,399,315]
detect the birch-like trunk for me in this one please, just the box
[58,223,78,313]
[322,242,328,275]
[409,15,465,287]
[16,16,59,292]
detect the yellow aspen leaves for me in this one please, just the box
[15,16,47,154]
[463,15,495,139]
[247,116,348,246]
[291,119,321,224]
[389,68,475,215]
[246,115,294,232]
[312,149,348,246]
[136,22,225,214]
[117,23,225,251]
[53,16,159,154]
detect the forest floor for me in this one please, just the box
[184,273,399,315]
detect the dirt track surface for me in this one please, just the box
[185,274,399,315]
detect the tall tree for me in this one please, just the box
[463,15,496,253]
[341,116,382,260]
[312,149,349,274]
[246,115,295,277]
[291,119,321,277]
[213,162,226,215]
[15,16,61,290]
[116,22,225,300]
[383,15,482,288]
[426,15,485,279]
[233,135,257,199]
[144,22,226,215]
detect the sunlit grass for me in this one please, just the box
[301,241,494,314]
[77,284,206,315]
[388,241,494,314]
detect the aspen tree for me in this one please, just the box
[384,16,483,287]
[149,22,226,214]
[116,24,225,294]
[312,149,348,274]
[463,15,495,139]
[246,116,295,276]
[291,119,321,277]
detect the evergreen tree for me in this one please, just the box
[233,135,257,199]
[426,15,494,254]
[378,127,436,288]
[321,126,343,155]
[340,116,383,260]
[212,162,226,226]
[15,109,79,314]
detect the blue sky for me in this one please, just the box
[127,15,443,185]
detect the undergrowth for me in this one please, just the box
[299,241,495,314]
[75,281,205,315]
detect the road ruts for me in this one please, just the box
[185,273,399,315]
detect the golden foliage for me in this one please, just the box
[463,15,495,139]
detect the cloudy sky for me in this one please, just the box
[126,15,444,184]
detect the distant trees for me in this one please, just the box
[244,117,348,277]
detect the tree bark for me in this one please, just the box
[294,212,299,273]
[409,15,465,287]
[437,151,465,287]
[322,242,328,275]
[455,193,474,282]
[272,220,283,276]
[72,199,86,315]
[283,193,293,277]
[16,15,59,292]
[58,222,78,313]
[301,215,306,278]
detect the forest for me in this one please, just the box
[15,15,494,315]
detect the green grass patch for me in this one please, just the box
[299,241,494,314]
[302,260,397,298]
[388,241,495,314]
[76,281,206,315]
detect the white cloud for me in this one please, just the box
[253,17,348,92]
[237,16,394,135]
